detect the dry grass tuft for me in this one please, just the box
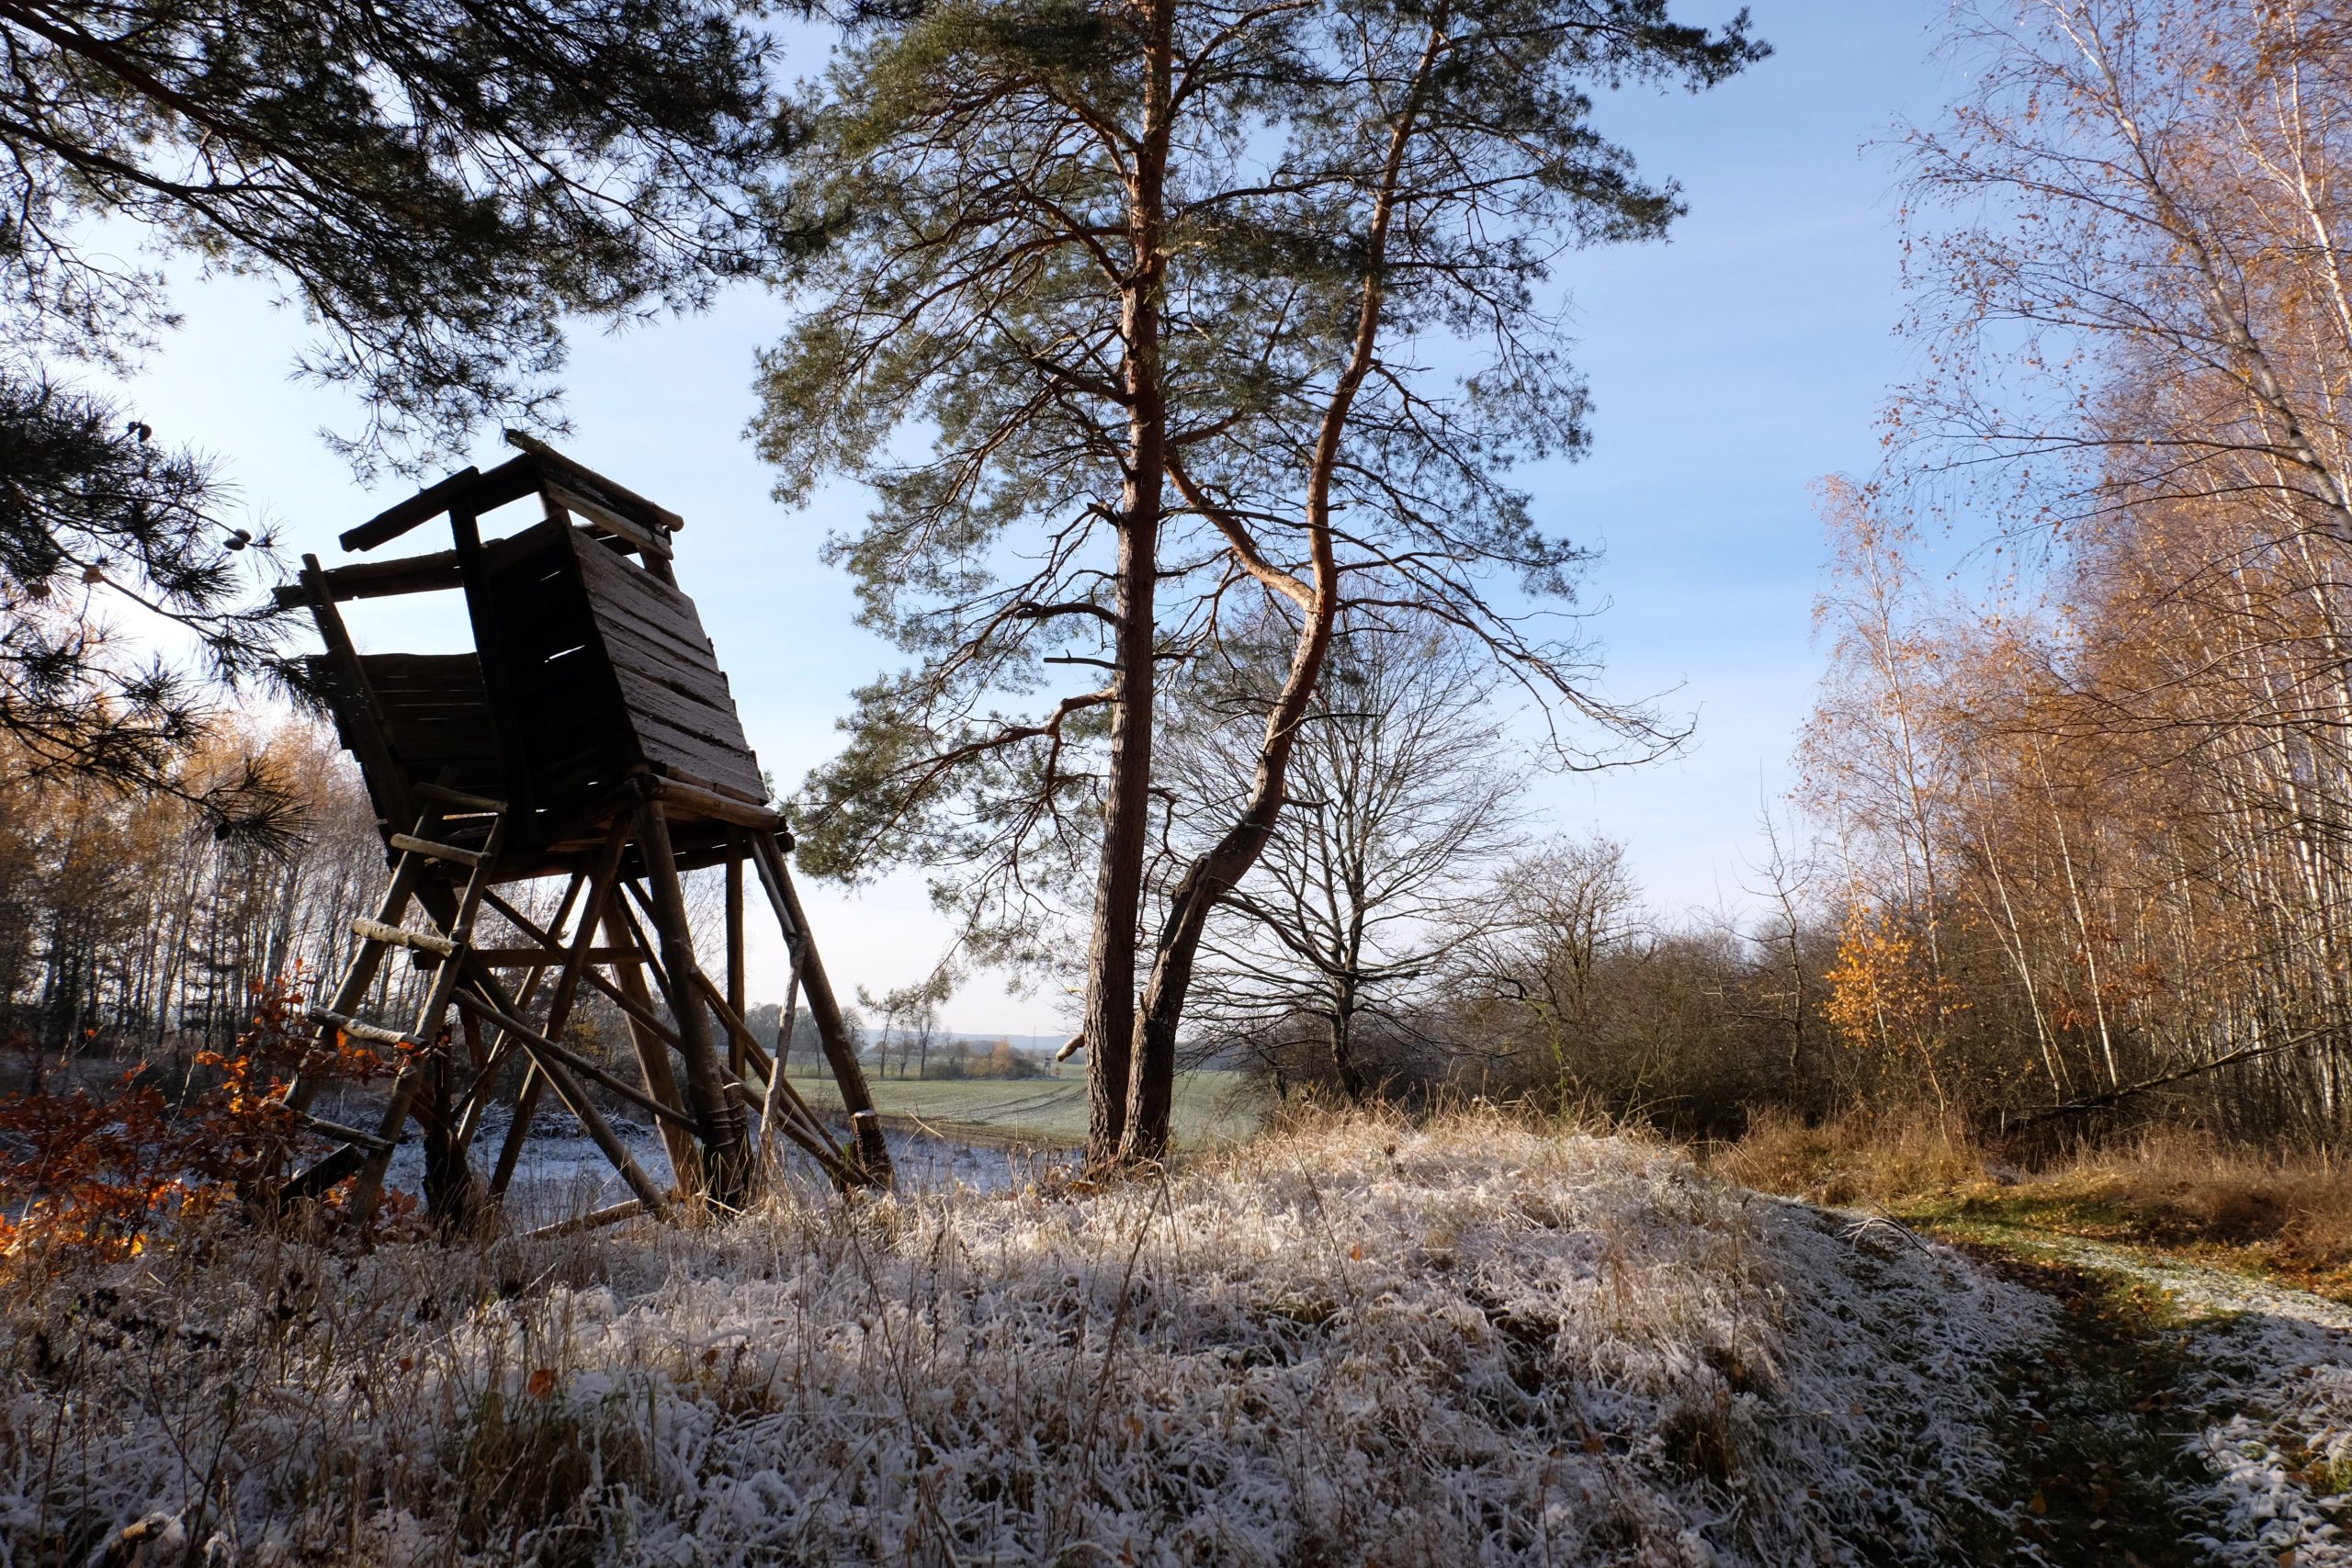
[1720,1111,2352,1299]
[2048,1130,2352,1282]
[1713,1107,1982,1208]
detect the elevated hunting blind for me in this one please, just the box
[272,434,890,1229]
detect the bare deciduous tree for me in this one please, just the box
[1452,833,1644,1089]
[1163,616,1526,1100]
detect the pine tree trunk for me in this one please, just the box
[1118,19,1436,1158]
[1081,0,1175,1166]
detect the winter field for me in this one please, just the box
[780,1066,1262,1148]
[2,1113,2346,1565]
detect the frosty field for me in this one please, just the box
[0,1115,2077,1566]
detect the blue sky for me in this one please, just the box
[101,2,1955,1034]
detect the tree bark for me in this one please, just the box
[1328,991,1367,1103]
[1081,0,1176,1166]
[1119,17,1440,1161]
[1127,594,1338,1156]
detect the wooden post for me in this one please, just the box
[487,822,629,1201]
[462,964,668,1220]
[294,554,413,827]
[761,962,803,1168]
[420,1017,481,1231]
[635,798,752,1206]
[725,843,747,1078]
[451,871,583,1160]
[601,904,704,1199]
[749,831,893,1187]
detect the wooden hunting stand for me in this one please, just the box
[272,433,891,1226]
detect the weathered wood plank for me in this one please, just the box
[319,550,463,602]
[546,480,673,560]
[581,591,715,680]
[583,547,707,638]
[579,584,719,679]
[359,652,481,682]
[504,431,684,532]
[466,945,638,966]
[340,468,481,553]
[600,615,734,704]
[648,775,782,827]
[571,531,715,653]
[337,456,544,554]
[610,663,752,752]
[632,712,765,801]
[381,722,498,752]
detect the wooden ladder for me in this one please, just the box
[279,783,507,1218]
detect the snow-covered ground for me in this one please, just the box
[0,1118,2060,1565]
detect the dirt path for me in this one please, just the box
[1923,1218,2351,1564]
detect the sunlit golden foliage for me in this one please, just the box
[0,974,401,1266]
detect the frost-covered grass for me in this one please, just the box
[1962,1233,2352,1565]
[1724,1105,2352,1562]
[0,1115,2052,1565]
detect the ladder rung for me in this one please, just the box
[312,1010,424,1049]
[388,833,488,869]
[414,782,506,814]
[352,916,458,959]
[287,1108,394,1153]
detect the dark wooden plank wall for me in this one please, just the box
[481,523,642,828]
[305,651,503,818]
[365,654,498,769]
[567,530,767,803]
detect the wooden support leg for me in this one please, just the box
[463,965,668,1221]
[418,1043,480,1233]
[761,963,803,1168]
[601,905,704,1199]
[483,886,689,1058]
[725,844,747,1078]
[635,800,752,1207]
[453,871,584,1161]
[749,830,894,1188]
[692,968,855,1185]
[489,1065,547,1201]
[487,825,631,1203]
[345,807,512,1224]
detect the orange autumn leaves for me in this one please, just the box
[0,974,396,1264]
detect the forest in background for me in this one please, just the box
[1151,0,2352,1155]
[0,0,2346,1171]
